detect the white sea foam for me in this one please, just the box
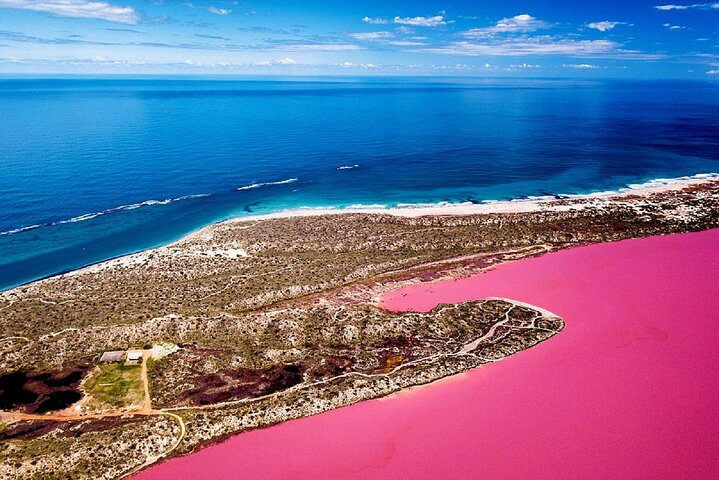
[3,172,717,238]
[511,195,557,202]
[394,201,474,209]
[345,203,387,210]
[237,178,298,191]
[0,193,210,237]
[566,173,719,199]
[57,194,211,225]
[0,224,43,236]
[242,172,719,221]
[337,164,360,170]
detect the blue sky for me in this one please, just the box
[0,0,718,77]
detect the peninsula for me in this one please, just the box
[1,177,718,479]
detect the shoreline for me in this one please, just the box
[2,180,718,479]
[3,172,717,239]
[235,172,719,221]
[133,228,719,479]
[2,172,717,294]
[69,171,719,271]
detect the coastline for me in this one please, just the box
[2,177,718,479]
[236,172,719,221]
[2,172,717,294]
[4,75,719,480]
[133,228,719,480]
[3,172,717,240]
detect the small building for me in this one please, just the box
[99,351,126,363]
[126,351,143,364]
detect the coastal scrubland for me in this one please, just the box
[0,179,717,479]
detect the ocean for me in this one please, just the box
[1,76,718,290]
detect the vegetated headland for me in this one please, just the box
[1,176,718,479]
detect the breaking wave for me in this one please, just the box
[245,172,719,218]
[0,193,210,237]
[237,178,299,191]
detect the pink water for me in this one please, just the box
[137,229,719,479]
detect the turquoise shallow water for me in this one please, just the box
[1,76,718,290]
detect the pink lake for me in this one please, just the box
[136,229,719,479]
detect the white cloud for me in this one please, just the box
[207,6,230,16]
[348,31,427,45]
[563,63,600,69]
[707,69,719,74]
[184,3,231,16]
[336,61,378,68]
[664,23,687,29]
[349,31,393,41]
[509,63,540,68]
[422,37,662,59]
[387,40,427,46]
[492,14,550,32]
[424,38,617,56]
[393,15,446,27]
[587,21,631,32]
[362,16,388,24]
[434,14,658,61]
[276,57,296,65]
[655,3,719,10]
[462,14,551,37]
[395,25,414,34]
[656,4,691,9]
[282,44,364,51]
[0,0,139,24]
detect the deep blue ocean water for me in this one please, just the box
[1,76,718,290]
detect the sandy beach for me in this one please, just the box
[240,173,719,221]
[13,172,715,288]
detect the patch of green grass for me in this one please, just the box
[84,364,143,408]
